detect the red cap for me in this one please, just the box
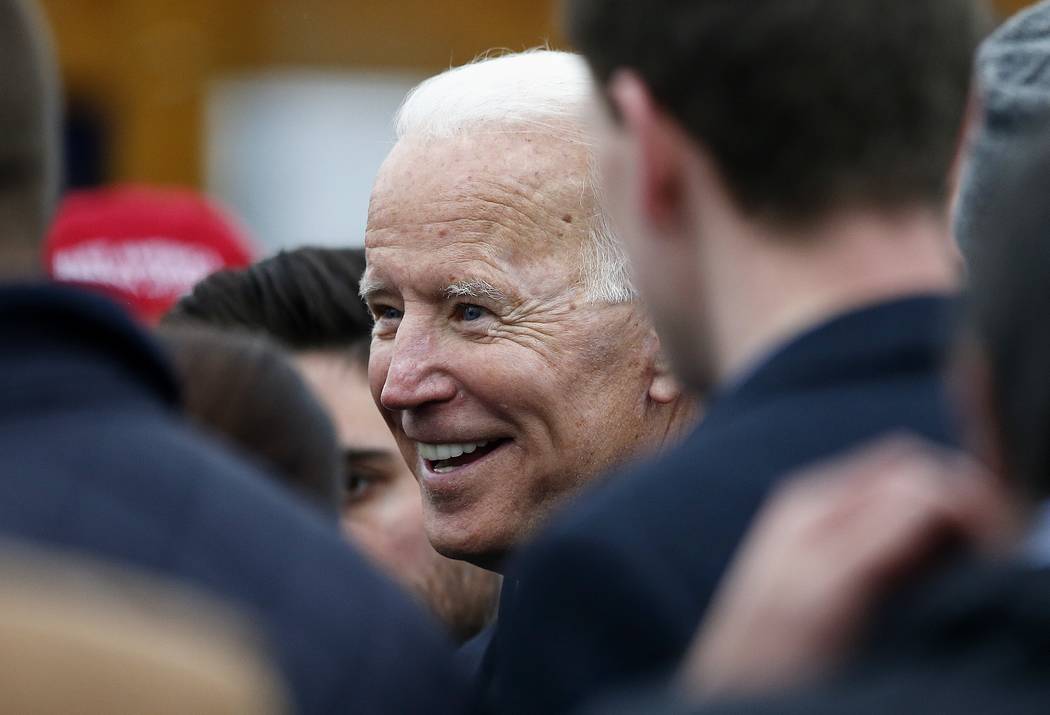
[44,185,258,325]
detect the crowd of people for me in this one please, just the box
[3,0,1050,712]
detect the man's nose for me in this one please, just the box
[380,319,458,411]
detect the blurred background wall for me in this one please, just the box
[38,0,1026,251]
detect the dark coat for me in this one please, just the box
[481,295,959,715]
[0,284,467,715]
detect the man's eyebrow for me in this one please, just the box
[344,448,393,462]
[358,270,389,301]
[444,278,509,302]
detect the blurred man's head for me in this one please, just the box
[0,0,60,275]
[959,133,1050,507]
[168,248,499,642]
[953,0,1050,260]
[567,0,989,391]
[363,51,697,570]
[157,325,342,517]
[914,0,1050,505]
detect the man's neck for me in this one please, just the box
[705,206,958,385]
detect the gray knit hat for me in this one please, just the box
[955,0,1050,258]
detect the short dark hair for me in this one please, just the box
[0,0,60,252]
[158,324,341,515]
[567,0,991,224]
[966,131,1050,501]
[166,247,371,361]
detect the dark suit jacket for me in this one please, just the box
[590,560,1050,715]
[0,284,466,714]
[481,295,959,715]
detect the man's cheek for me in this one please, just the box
[367,351,392,404]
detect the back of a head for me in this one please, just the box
[157,325,341,516]
[966,131,1050,503]
[166,247,371,357]
[955,0,1050,258]
[0,0,60,272]
[567,0,991,224]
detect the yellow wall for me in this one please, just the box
[39,0,1033,188]
[41,0,562,187]
[997,0,1039,15]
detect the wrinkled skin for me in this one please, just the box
[296,351,500,641]
[364,131,693,569]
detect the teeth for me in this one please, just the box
[415,441,490,462]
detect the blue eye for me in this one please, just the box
[460,304,486,322]
[380,307,402,321]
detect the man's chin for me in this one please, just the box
[427,525,511,573]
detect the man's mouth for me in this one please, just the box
[415,440,509,474]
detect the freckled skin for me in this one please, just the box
[364,131,693,570]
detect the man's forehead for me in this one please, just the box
[381,131,587,183]
[367,133,592,236]
[363,132,594,300]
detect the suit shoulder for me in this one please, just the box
[5,407,467,713]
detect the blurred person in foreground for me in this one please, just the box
[158,325,342,517]
[598,132,1050,715]
[0,1,466,712]
[953,0,1050,259]
[168,248,501,643]
[361,50,698,577]
[0,544,288,714]
[45,185,257,325]
[482,2,989,711]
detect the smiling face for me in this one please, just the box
[364,131,687,569]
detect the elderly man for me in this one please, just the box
[361,50,697,572]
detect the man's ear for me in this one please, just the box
[948,88,981,205]
[608,70,690,237]
[950,335,1007,479]
[947,88,982,263]
[644,333,685,405]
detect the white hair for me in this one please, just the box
[395,50,636,304]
